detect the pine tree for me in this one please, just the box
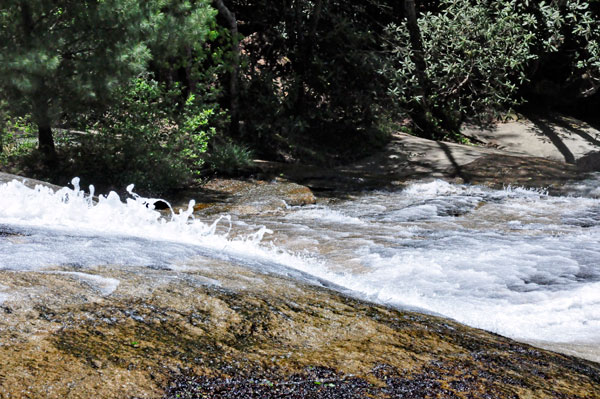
[0,1,150,161]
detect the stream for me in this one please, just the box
[1,177,599,362]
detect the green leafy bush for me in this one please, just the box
[532,0,600,102]
[0,113,38,164]
[71,76,215,194]
[381,0,538,132]
[206,139,254,176]
[381,0,600,135]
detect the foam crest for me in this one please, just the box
[0,178,220,240]
[0,178,316,280]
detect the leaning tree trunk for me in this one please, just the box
[214,0,240,138]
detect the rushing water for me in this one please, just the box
[1,177,600,360]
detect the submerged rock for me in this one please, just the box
[172,178,316,216]
[0,261,598,398]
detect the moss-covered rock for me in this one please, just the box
[0,260,598,398]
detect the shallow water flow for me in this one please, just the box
[1,178,599,360]
[262,181,600,349]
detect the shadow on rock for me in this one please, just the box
[577,151,600,172]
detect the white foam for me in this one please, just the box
[562,172,600,198]
[284,207,365,225]
[0,178,320,285]
[0,179,265,262]
[257,180,600,345]
[0,178,212,239]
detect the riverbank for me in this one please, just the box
[250,115,599,195]
[166,115,599,214]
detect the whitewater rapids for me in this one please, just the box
[1,177,599,360]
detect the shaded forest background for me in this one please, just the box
[1,0,599,194]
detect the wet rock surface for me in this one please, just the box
[170,178,316,216]
[0,261,599,398]
[162,134,588,217]
[449,154,581,193]
[0,172,62,191]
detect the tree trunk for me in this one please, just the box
[33,95,57,161]
[21,2,57,161]
[37,124,56,159]
[404,0,427,85]
[214,0,240,137]
[404,0,439,138]
[294,0,326,114]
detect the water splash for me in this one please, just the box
[0,177,317,280]
[0,177,228,240]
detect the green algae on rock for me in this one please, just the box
[0,260,598,399]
